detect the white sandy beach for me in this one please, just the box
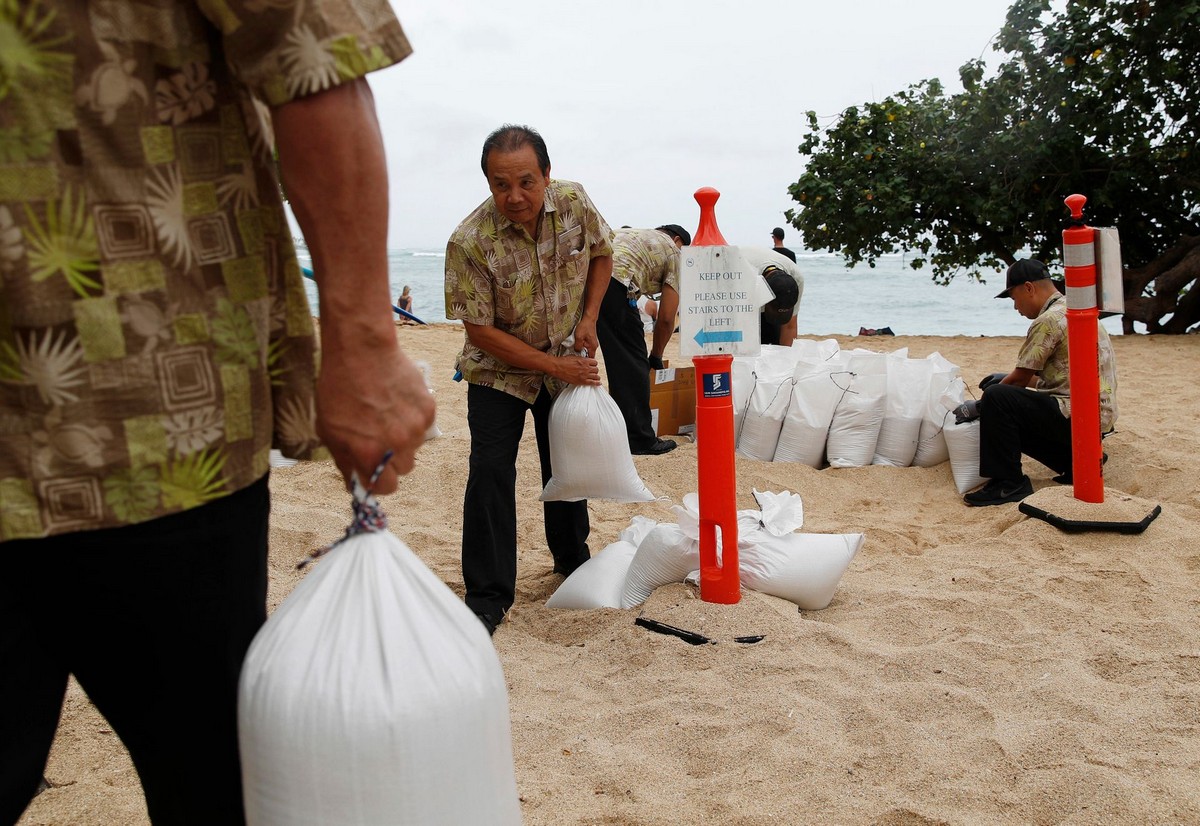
[20,325,1200,825]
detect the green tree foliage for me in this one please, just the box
[787,0,1199,332]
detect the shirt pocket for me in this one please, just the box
[555,227,588,280]
[493,269,537,329]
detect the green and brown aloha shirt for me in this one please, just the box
[0,0,411,540]
[611,227,679,299]
[444,180,614,403]
[1015,293,1119,432]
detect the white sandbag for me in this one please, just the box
[620,496,706,609]
[944,417,989,494]
[735,347,799,460]
[826,352,887,468]
[239,498,520,826]
[739,530,864,610]
[872,415,921,467]
[540,382,655,503]
[913,370,962,467]
[736,371,793,460]
[620,522,699,609]
[772,362,845,466]
[873,355,933,467]
[749,488,805,533]
[546,516,657,610]
[731,355,756,441]
[788,338,841,363]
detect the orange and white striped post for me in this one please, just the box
[690,187,740,604]
[1061,194,1105,503]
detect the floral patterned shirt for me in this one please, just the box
[0,0,410,540]
[1016,293,1118,431]
[611,228,679,297]
[444,180,613,404]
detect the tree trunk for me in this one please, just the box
[1121,236,1200,334]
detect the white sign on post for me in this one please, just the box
[678,246,774,358]
[1094,227,1125,316]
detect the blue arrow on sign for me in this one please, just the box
[693,329,744,346]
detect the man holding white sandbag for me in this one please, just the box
[445,125,614,636]
[0,2,433,823]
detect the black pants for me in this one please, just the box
[595,277,658,451]
[979,384,1073,481]
[0,476,270,826]
[462,383,589,618]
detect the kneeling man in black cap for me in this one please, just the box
[962,259,1118,506]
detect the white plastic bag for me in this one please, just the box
[872,356,933,467]
[788,338,841,363]
[735,488,859,610]
[620,522,699,609]
[540,382,655,503]
[736,347,800,461]
[239,493,521,826]
[620,495,708,608]
[739,530,864,610]
[730,355,756,441]
[826,352,886,468]
[748,489,805,534]
[547,516,656,610]
[773,361,845,466]
[944,417,989,494]
[912,361,961,468]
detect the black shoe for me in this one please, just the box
[963,475,1033,507]
[474,611,502,636]
[631,437,677,455]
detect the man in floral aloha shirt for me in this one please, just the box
[0,1,433,822]
[444,124,613,637]
[965,259,1117,507]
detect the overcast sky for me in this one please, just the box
[367,0,1018,250]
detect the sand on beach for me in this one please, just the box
[19,326,1200,825]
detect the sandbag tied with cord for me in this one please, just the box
[239,460,521,826]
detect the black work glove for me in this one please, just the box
[648,355,665,370]
[953,399,982,425]
[979,372,1007,391]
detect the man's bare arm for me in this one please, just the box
[1001,367,1039,387]
[572,253,612,357]
[650,285,679,361]
[463,322,600,386]
[273,78,434,493]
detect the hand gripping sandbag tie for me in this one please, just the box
[296,452,392,570]
[238,452,522,826]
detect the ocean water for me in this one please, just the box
[298,247,1124,337]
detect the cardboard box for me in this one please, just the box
[649,365,696,437]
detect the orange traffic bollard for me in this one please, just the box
[690,187,740,604]
[692,187,728,246]
[1062,194,1104,504]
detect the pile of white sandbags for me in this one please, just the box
[547,491,863,612]
[732,340,975,477]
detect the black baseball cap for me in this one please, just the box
[761,265,799,324]
[656,224,692,246]
[996,258,1051,299]
[771,227,785,241]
